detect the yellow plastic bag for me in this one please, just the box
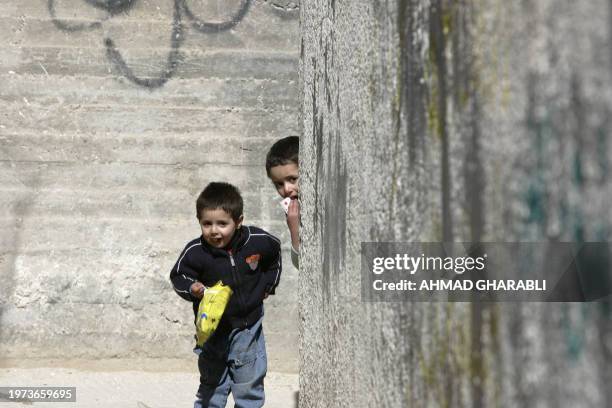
[195,281,233,347]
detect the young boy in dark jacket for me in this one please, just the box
[170,182,282,408]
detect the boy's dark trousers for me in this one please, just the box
[194,314,267,408]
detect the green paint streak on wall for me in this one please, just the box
[524,184,545,225]
[559,198,569,237]
[442,10,453,36]
[597,126,608,182]
[488,305,503,406]
[562,304,592,361]
[425,2,449,141]
[415,304,485,407]
[430,211,444,242]
[388,0,409,229]
[427,98,441,138]
[523,110,551,232]
[420,3,439,140]
[573,152,584,186]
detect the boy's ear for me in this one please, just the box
[236,215,244,229]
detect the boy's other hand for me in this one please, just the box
[190,282,205,299]
[287,198,299,231]
[287,198,300,251]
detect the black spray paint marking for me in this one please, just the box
[48,0,136,31]
[48,0,105,32]
[105,0,184,88]
[85,0,138,15]
[182,0,252,33]
[48,0,256,88]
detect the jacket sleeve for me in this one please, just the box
[169,243,201,302]
[263,234,282,295]
[291,245,299,269]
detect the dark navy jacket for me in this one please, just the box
[170,225,282,329]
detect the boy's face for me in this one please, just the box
[268,162,299,199]
[199,208,243,249]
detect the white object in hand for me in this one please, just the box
[280,197,291,214]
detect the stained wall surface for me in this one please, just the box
[0,0,300,373]
[300,0,612,406]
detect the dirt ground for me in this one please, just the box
[0,359,298,408]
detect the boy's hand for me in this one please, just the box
[190,282,205,299]
[287,198,300,249]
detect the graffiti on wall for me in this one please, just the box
[47,0,294,88]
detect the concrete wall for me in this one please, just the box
[0,0,299,373]
[300,0,612,406]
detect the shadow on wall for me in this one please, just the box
[0,173,42,365]
[46,0,298,89]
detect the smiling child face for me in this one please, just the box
[199,208,243,249]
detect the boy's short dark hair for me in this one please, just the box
[196,182,243,221]
[265,136,299,176]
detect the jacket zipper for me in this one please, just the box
[228,250,245,314]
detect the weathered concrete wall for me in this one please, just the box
[0,0,300,373]
[300,0,612,406]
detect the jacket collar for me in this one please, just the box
[200,226,250,257]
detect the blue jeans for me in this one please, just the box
[194,315,267,408]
